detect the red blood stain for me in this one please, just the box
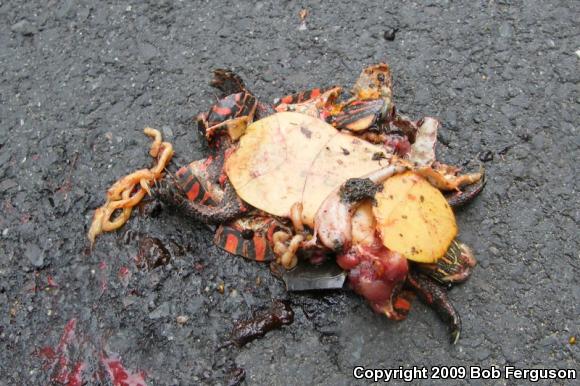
[37,319,87,385]
[67,362,87,386]
[38,319,149,385]
[47,276,59,288]
[119,266,129,275]
[98,261,108,294]
[102,353,147,386]
[38,347,56,363]
[20,212,31,224]
[118,266,131,287]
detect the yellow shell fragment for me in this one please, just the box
[225,112,387,227]
[373,171,457,262]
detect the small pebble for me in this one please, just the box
[217,282,225,294]
[489,246,500,256]
[383,27,399,41]
[570,336,576,345]
[176,315,189,325]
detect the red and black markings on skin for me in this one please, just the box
[175,165,217,206]
[274,87,330,106]
[330,99,386,131]
[393,291,413,317]
[406,270,461,343]
[214,223,275,262]
[206,91,257,128]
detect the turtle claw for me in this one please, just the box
[450,326,461,345]
[446,171,486,208]
[210,69,246,97]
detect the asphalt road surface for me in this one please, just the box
[1,1,578,385]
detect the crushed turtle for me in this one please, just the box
[89,63,485,343]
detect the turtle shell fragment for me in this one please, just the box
[373,171,457,263]
[225,112,387,226]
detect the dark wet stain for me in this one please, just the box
[227,367,246,386]
[136,237,171,270]
[498,144,514,155]
[230,299,294,347]
[479,150,494,162]
[138,198,163,218]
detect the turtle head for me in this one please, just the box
[352,63,393,118]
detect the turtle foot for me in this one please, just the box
[406,271,462,344]
[446,172,486,208]
[210,69,246,96]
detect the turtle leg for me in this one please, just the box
[415,165,484,193]
[414,165,486,208]
[198,91,257,142]
[210,68,246,97]
[274,87,335,107]
[445,175,486,208]
[153,161,247,224]
[406,270,462,344]
[214,217,279,262]
[329,99,387,132]
[274,87,343,120]
[326,63,394,133]
[155,177,246,224]
[197,69,259,145]
[416,240,477,285]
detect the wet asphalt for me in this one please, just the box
[0,1,579,385]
